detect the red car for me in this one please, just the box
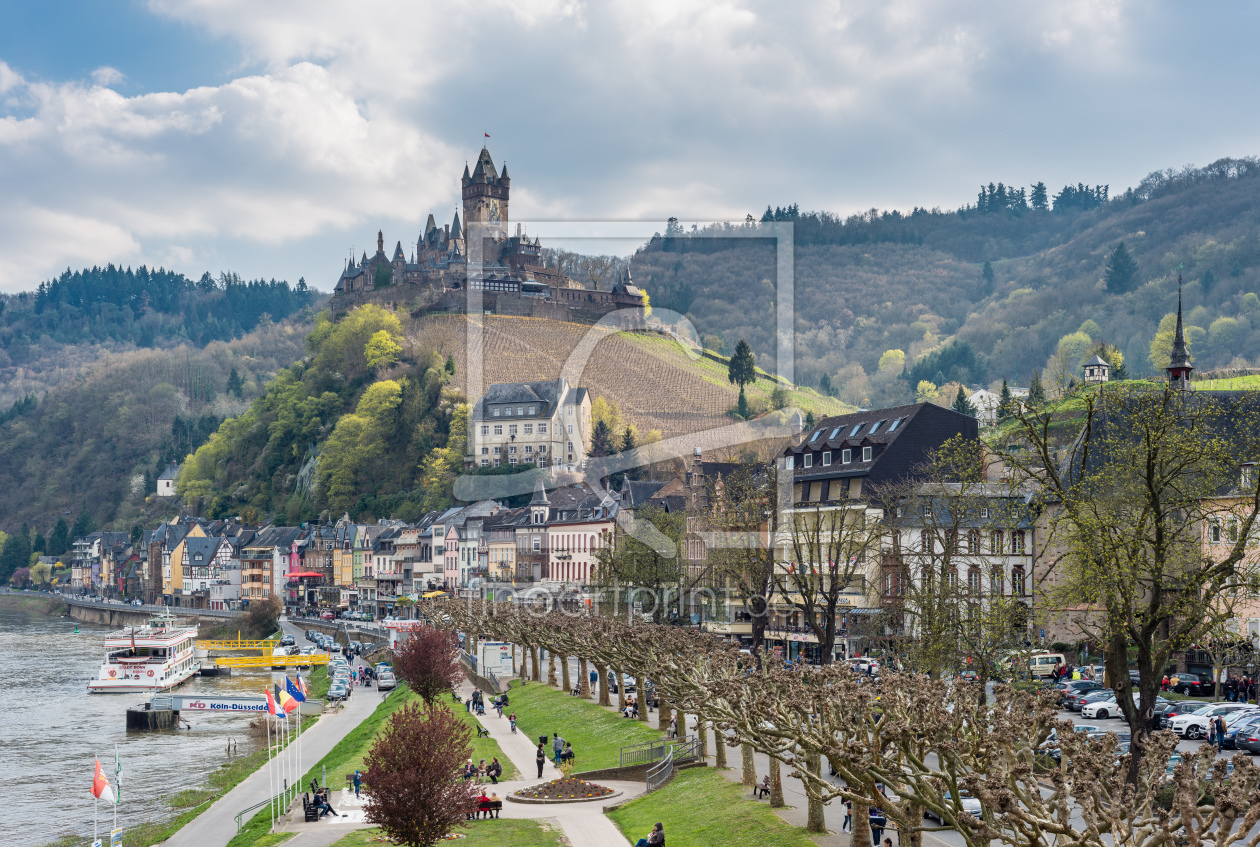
[320,610,335,620]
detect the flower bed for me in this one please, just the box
[512,777,615,802]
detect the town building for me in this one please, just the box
[156,463,181,497]
[470,377,591,471]
[1082,355,1110,385]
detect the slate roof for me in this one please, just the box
[474,378,585,421]
[157,463,181,482]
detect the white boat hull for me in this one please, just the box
[88,662,201,693]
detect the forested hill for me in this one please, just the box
[0,266,318,408]
[633,156,1260,408]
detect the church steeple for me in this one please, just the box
[1167,273,1193,388]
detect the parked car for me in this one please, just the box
[327,683,348,701]
[1056,681,1104,706]
[1236,725,1260,755]
[320,611,335,621]
[1070,690,1117,713]
[279,634,295,647]
[924,791,981,822]
[1083,693,1169,720]
[1168,703,1253,739]
[1169,672,1215,697]
[377,671,397,691]
[1222,711,1260,749]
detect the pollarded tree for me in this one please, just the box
[363,702,478,847]
[391,625,463,707]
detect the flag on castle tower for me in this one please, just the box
[485,133,490,138]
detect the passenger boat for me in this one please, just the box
[88,613,201,693]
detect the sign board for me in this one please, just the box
[111,829,123,847]
[479,642,514,676]
[169,695,269,713]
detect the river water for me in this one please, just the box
[0,604,286,847]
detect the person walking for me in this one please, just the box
[668,715,677,739]
[1207,717,1218,748]
[1216,714,1228,751]
[352,770,362,799]
[871,807,886,845]
[536,743,546,778]
[553,732,565,765]
[842,799,852,832]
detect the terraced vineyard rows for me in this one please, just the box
[409,315,850,439]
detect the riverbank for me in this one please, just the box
[0,590,67,616]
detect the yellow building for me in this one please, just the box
[163,525,206,598]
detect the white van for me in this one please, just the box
[1029,653,1067,679]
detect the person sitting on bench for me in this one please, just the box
[316,788,340,817]
[559,742,575,764]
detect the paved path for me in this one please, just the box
[161,618,382,847]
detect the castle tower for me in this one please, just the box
[461,147,509,238]
[1166,276,1193,389]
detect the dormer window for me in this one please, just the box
[862,446,873,462]
[803,454,813,468]
[1243,463,1257,491]
[870,420,883,434]
[504,407,513,416]
[786,456,795,469]
[829,427,841,439]
[850,424,862,437]
[889,418,902,432]
[823,451,832,466]
[528,406,536,415]
[809,430,822,443]
[842,449,851,464]
[492,408,501,417]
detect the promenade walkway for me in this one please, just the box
[162,620,380,847]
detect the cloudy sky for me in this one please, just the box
[1,0,1257,292]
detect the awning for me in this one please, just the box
[422,591,450,599]
[286,571,324,580]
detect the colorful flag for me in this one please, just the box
[91,758,115,805]
[286,675,306,703]
[276,682,299,714]
[264,686,280,716]
[295,674,308,699]
[484,132,490,138]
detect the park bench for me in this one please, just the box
[476,726,491,738]
[468,800,503,819]
[301,793,320,822]
[753,780,770,800]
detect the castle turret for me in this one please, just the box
[461,147,508,234]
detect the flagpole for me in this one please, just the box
[266,712,274,831]
[113,743,119,835]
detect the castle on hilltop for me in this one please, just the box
[334,148,646,321]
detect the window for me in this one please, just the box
[809,430,822,442]
[480,447,489,455]
[538,445,547,453]
[990,570,1002,594]
[920,530,933,552]
[517,406,525,415]
[528,406,536,415]
[492,408,501,417]
[509,424,518,436]
[990,530,1004,555]
[508,445,517,454]
[567,441,574,451]
[888,418,902,432]
[829,427,841,439]
[509,457,518,465]
[480,425,489,435]
[1012,568,1025,595]
[967,530,980,554]
[803,453,813,468]
[862,446,872,462]
[870,420,883,434]
[1209,519,1222,544]
[493,424,503,435]
[524,445,533,454]
[979,507,989,519]
[786,456,795,469]
[567,406,573,416]
[823,451,832,466]
[850,424,862,437]
[1012,530,1026,555]
[493,446,502,455]
[842,449,851,464]
[538,423,547,434]
[1228,518,1241,544]
[533,538,541,552]
[504,407,513,416]
[524,424,533,434]
[968,570,981,594]
[1244,464,1257,491]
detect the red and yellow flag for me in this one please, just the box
[91,757,115,804]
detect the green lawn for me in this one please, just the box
[329,820,566,847]
[608,767,822,847]
[505,679,663,771]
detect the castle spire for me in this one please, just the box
[1167,273,1193,388]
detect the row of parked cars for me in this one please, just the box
[1055,679,1260,753]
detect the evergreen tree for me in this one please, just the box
[72,504,94,539]
[590,419,616,457]
[31,530,45,554]
[1030,181,1049,211]
[1028,370,1046,408]
[131,525,143,546]
[1201,268,1217,292]
[1112,359,1129,381]
[996,379,1017,420]
[1,527,32,582]
[819,373,833,396]
[737,387,749,420]
[804,410,817,430]
[47,517,69,557]
[621,424,637,454]
[1104,242,1139,292]
[982,260,995,291]
[951,385,977,418]
[444,355,456,377]
[226,368,244,399]
[728,339,756,419]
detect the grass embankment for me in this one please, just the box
[228,686,517,847]
[505,679,663,771]
[0,592,67,615]
[608,767,821,847]
[329,820,566,847]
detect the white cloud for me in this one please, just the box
[91,66,126,86]
[2,0,1255,291]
